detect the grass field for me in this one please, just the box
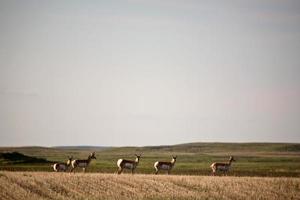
[1,143,300,177]
[0,172,299,200]
[1,143,300,199]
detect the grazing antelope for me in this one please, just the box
[154,155,177,175]
[53,156,73,172]
[210,156,236,176]
[117,154,141,174]
[70,152,96,173]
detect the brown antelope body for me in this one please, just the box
[211,156,235,176]
[117,154,141,174]
[53,156,73,172]
[154,156,177,175]
[70,152,96,173]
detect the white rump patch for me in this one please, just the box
[53,164,58,171]
[154,162,159,169]
[117,159,123,168]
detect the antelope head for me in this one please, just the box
[134,154,141,162]
[229,156,235,162]
[172,155,177,163]
[90,152,96,160]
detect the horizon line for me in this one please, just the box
[0,141,299,148]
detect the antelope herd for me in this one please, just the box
[53,152,236,176]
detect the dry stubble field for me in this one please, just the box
[0,171,299,200]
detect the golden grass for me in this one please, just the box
[0,171,299,200]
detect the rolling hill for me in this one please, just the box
[0,142,299,177]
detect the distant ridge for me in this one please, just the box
[53,146,111,150]
[1,142,300,153]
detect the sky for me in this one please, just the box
[0,0,300,146]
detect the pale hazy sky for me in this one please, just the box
[0,0,300,146]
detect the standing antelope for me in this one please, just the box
[154,155,177,175]
[117,154,141,174]
[53,156,73,172]
[210,156,236,176]
[70,152,96,173]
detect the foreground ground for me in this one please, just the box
[0,172,299,200]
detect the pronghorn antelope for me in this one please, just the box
[154,155,177,175]
[117,154,141,174]
[210,156,236,176]
[53,156,73,172]
[70,152,96,173]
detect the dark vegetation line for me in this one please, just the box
[0,152,52,164]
